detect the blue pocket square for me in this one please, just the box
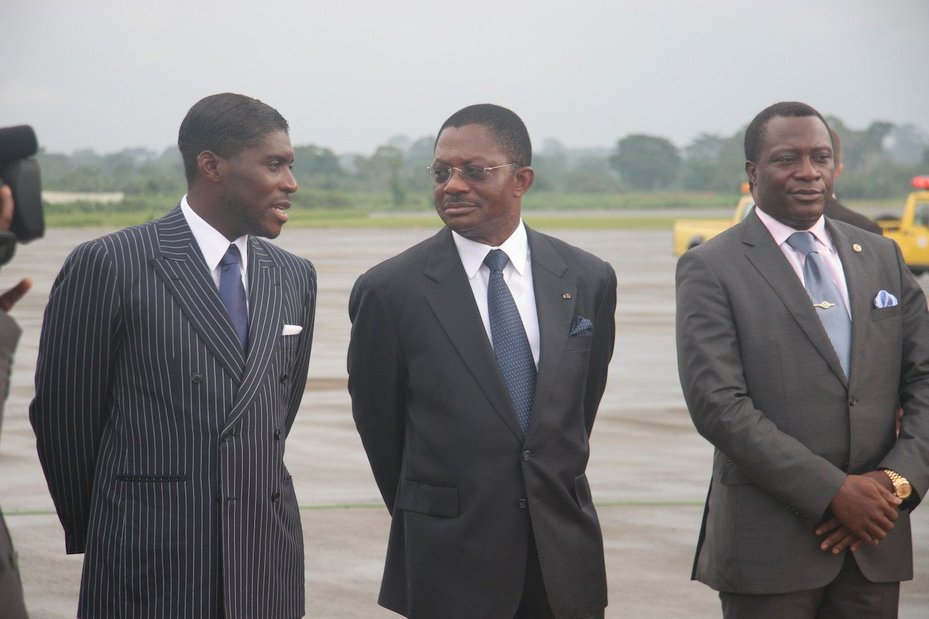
[569,316,593,337]
[873,290,898,308]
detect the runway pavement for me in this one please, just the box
[0,226,926,618]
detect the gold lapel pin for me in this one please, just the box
[852,243,862,253]
[562,292,572,300]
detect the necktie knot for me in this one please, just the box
[484,249,509,273]
[786,231,818,256]
[221,244,242,268]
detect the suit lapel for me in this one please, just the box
[423,229,525,440]
[740,212,847,383]
[827,220,871,387]
[526,229,574,438]
[224,238,283,429]
[151,207,245,380]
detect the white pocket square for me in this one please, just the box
[282,324,303,336]
[873,290,898,308]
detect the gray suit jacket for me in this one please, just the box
[676,211,929,594]
[348,227,616,619]
[30,206,316,618]
[0,309,27,619]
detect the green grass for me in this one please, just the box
[47,190,896,231]
[44,208,680,231]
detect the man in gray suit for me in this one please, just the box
[30,93,316,618]
[676,101,929,617]
[348,104,615,618]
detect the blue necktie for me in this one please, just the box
[785,231,851,377]
[485,249,536,434]
[219,244,249,351]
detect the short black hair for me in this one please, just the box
[178,92,289,183]
[436,103,532,165]
[743,101,831,162]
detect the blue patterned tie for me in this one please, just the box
[484,249,536,434]
[219,244,249,351]
[786,231,851,377]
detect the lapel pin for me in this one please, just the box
[852,243,862,253]
[562,292,572,300]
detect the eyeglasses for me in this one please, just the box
[426,163,520,184]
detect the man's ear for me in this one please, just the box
[197,150,222,183]
[513,166,534,197]
[745,161,757,188]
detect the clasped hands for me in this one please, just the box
[815,471,901,554]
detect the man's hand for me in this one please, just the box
[818,472,900,552]
[0,184,13,231]
[0,184,32,310]
[815,518,866,554]
[0,277,31,311]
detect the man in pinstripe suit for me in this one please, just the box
[30,93,316,618]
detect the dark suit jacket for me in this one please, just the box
[825,198,883,235]
[30,206,316,618]
[676,211,929,595]
[347,226,616,619]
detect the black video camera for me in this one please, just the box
[0,125,45,265]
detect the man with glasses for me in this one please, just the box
[348,104,616,618]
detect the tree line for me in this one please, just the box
[38,117,928,207]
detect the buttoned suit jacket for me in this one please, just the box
[676,211,929,595]
[30,206,316,618]
[347,226,616,619]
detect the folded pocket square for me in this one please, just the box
[569,316,594,337]
[282,324,303,336]
[873,290,898,308]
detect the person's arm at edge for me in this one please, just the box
[347,271,405,513]
[583,261,617,436]
[29,241,121,554]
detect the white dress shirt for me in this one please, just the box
[451,221,541,367]
[756,208,851,316]
[180,195,249,302]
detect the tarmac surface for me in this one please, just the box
[0,226,927,618]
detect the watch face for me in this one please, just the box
[897,481,913,499]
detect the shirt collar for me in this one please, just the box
[755,207,835,254]
[451,220,529,279]
[181,195,249,272]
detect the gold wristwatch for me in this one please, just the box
[882,469,913,500]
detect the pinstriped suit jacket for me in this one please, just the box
[30,206,316,618]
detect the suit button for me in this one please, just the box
[274,429,281,440]
[521,450,531,462]
[271,491,281,503]
[280,373,288,384]
[191,372,203,383]
[518,499,528,509]
[848,396,856,407]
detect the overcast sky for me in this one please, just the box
[3,0,927,156]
